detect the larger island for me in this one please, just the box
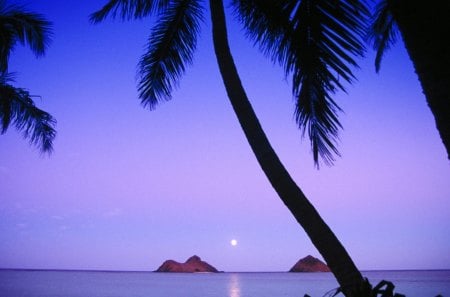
[155,255,219,273]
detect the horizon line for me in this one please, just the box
[1,268,449,273]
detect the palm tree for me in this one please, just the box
[370,0,450,160]
[0,0,56,153]
[91,1,369,295]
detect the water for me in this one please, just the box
[0,270,448,297]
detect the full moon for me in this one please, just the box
[230,239,238,246]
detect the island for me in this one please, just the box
[289,255,331,272]
[155,255,219,273]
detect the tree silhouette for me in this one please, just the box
[370,0,450,160]
[91,1,369,295]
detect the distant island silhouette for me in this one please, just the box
[155,255,219,273]
[154,254,330,273]
[289,255,331,272]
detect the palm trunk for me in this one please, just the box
[388,0,450,160]
[209,0,365,295]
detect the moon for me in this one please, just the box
[230,239,238,246]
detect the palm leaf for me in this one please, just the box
[0,74,56,153]
[234,0,369,167]
[0,0,52,73]
[138,0,203,109]
[90,0,170,23]
[232,0,291,64]
[91,0,203,109]
[368,0,398,72]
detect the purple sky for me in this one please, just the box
[1,0,449,272]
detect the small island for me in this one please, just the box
[289,255,331,272]
[155,255,219,273]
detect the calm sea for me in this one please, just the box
[0,270,448,297]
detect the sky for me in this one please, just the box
[1,0,449,272]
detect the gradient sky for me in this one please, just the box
[1,0,449,272]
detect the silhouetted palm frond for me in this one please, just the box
[368,0,398,73]
[234,0,369,167]
[0,74,56,153]
[90,0,170,23]
[138,0,203,108]
[91,0,203,109]
[0,0,52,73]
[231,0,290,63]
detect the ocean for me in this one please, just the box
[0,270,448,297]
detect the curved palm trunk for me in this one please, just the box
[209,0,364,295]
[388,0,450,160]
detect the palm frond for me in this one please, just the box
[234,0,369,167]
[0,75,56,153]
[232,0,291,65]
[0,21,14,73]
[368,0,398,72]
[0,71,15,130]
[138,0,203,109]
[90,0,170,23]
[0,0,52,73]
[295,76,342,167]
